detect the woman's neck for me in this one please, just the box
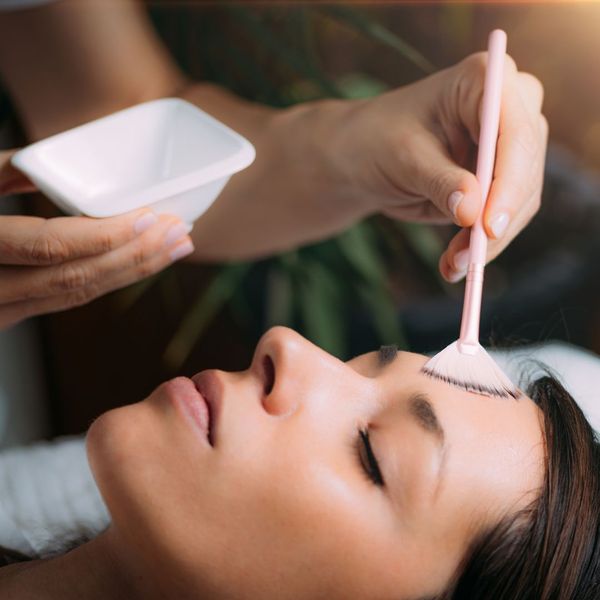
[0,531,137,600]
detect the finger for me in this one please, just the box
[440,186,541,282]
[0,208,169,266]
[453,53,519,145]
[382,198,451,224]
[516,72,544,117]
[0,225,194,329]
[482,71,546,241]
[0,215,192,304]
[484,186,541,263]
[388,126,483,227]
[0,150,36,196]
[439,228,471,283]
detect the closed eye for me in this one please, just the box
[357,429,385,487]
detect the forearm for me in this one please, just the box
[0,0,185,140]
[183,84,370,261]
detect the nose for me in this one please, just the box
[252,326,339,417]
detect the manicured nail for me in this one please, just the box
[165,222,190,247]
[490,212,509,238]
[453,249,470,272]
[448,269,466,283]
[134,212,158,234]
[169,239,194,262]
[447,191,463,221]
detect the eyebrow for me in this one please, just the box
[408,393,445,445]
[377,345,398,367]
[377,346,447,496]
[377,346,445,442]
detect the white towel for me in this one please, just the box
[491,342,600,435]
[0,436,109,558]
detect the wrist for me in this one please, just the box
[269,97,375,218]
[178,82,276,141]
[185,89,378,260]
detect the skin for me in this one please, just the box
[0,327,543,599]
[0,0,547,327]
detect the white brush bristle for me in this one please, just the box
[422,341,520,399]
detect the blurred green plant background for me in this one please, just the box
[6,1,600,437]
[127,3,447,368]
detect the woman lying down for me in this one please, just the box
[0,327,598,599]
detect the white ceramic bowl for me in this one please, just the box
[12,98,255,224]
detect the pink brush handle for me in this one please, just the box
[458,30,506,352]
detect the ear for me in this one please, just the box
[0,150,36,196]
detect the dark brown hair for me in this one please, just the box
[438,375,600,599]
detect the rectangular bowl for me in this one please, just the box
[12,98,255,224]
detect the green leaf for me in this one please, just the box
[335,73,389,100]
[159,269,184,316]
[114,272,162,312]
[228,287,255,332]
[293,6,322,77]
[356,282,408,349]
[319,5,435,75]
[265,264,295,328]
[336,223,386,285]
[396,222,444,273]
[163,263,250,369]
[208,21,287,106]
[224,5,344,98]
[297,260,346,358]
[441,4,475,51]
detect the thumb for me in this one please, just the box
[409,133,482,226]
[424,165,482,228]
[0,150,36,196]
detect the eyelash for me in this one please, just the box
[356,428,385,487]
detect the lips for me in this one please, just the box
[168,377,213,446]
[192,370,222,447]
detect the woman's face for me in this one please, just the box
[87,327,544,600]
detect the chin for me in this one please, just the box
[86,401,157,515]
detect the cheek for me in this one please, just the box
[86,404,144,509]
[87,401,236,595]
[87,403,170,527]
[87,401,211,554]
[195,446,406,599]
[86,403,407,599]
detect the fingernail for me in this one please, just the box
[134,212,158,234]
[165,222,190,247]
[490,212,509,238]
[453,249,470,272]
[447,191,463,221]
[448,269,466,283]
[169,239,194,262]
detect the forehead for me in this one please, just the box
[349,348,543,447]
[348,347,535,406]
[347,348,431,379]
